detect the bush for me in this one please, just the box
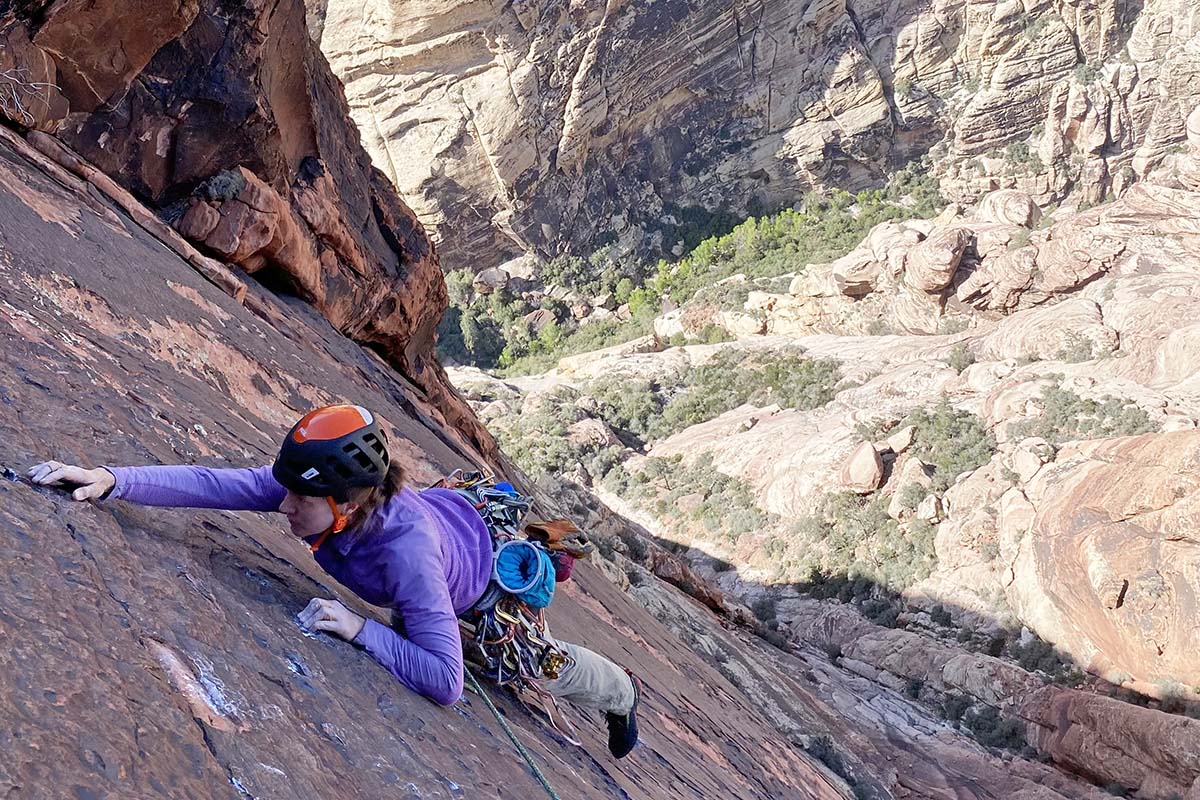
[1056,331,1096,362]
[1010,385,1157,444]
[752,596,778,624]
[792,494,938,594]
[893,400,996,492]
[653,349,841,439]
[613,453,778,547]
[930,605,953,627]
[1003,141,1045,172]
[904,678,923,699]
[946,343,975,374]
[964,705,1027,751]
[943,694,972,722]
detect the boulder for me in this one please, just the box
[473,267,509,294]
[905,227,972,293]
[523,308,556,335]
[839,441,884,494]
[567,418,622,448]
[886,425,917,455]
[975,190,1042,228]
[916,494,943,523]
[830,249,881,297]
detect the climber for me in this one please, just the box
[27,403,641,758]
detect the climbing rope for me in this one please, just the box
[464,667,563,800]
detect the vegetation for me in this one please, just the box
[1055,331,1098,363]
[655,350,841,438]
[583,349,841,447]
[946,343,975,373]
[885,401,996,493]
[437,164,943,374]
[780,493,939,595]
[1003,141,1045,172]
[1010,385,1157,444]
[963,705,1028,751]
[604,453,776,546]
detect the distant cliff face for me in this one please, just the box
[311,0,1199,271]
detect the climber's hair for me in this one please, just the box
[343,461,406,529]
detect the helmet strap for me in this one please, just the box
[309,496,350,553]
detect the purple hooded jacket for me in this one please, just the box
[105,464,493,706]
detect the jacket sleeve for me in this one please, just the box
[103,465,286,512]
[352,538,464,706]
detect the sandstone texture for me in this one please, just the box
[0,0,496,466]
[463,134,1200,705]
[312,0,1200,270]
[0,132,848,799]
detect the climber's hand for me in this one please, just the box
[297,597,365,641]
[26,461,115,501]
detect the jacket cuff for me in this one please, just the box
[100,466,130,501]
[353,617,390,652]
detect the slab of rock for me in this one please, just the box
[473,266,510,294]
[1004,431,1200,687]
[886,425,917,455]
[839,441,885,494]
[975,190,1043,228]
[1,0,498,467]
[0,129,846,800]
[905,227,972,293]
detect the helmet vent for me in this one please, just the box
[327,456,353,479]
[362,433,386,456]
[343,444,375,471]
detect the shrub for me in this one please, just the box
[1003,141,1045,172]
[899,482,928,510]
[946,343,975,373]
[943,694,972,722]
[653,350,841,439]
[1010,385,1157,444]
[793,494,938,593]
[1056,331,1096,363]
[887,400,996,492]
[964,705,1027,751]
[587,377,666,445]
[615,453,778,547]
[904,678,924,699]
[930,605,953,627]
[752,596,778,624]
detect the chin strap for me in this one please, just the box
[310,496,350,553]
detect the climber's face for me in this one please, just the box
[279,490,335,537]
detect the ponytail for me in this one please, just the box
[344,461,407,530]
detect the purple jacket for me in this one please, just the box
[105,464,493,706]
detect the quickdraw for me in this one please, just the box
[432,470,581,743]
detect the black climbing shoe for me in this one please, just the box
[605,671,641,759]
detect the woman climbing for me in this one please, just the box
[27,403,640,758]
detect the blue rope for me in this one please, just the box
[464,668,562,800]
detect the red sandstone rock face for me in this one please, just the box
[1005,432,1200,688]
[787,601,1200,799]
[0,0,499,467]
[0,135,844,800]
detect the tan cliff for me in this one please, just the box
[450,110,1200,799]
[310,0,1200,270]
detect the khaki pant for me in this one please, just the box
[540,639,635,715]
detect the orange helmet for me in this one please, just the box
[272,405,389,502]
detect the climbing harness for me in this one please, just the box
[464,667,563,800]
[432,469,584,744]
